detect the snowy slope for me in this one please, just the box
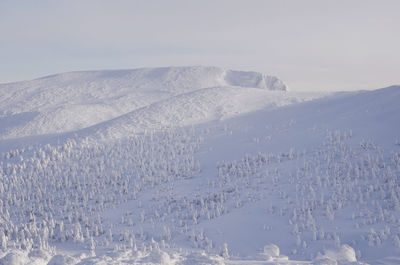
[0,66,287,140]
[0,68,399,264]
[84,87,321,140]
[192,85,400,262]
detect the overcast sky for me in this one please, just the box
[0,0,399,91]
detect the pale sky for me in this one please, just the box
[0,0,399,91]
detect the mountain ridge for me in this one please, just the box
[0,66,292,139]
[1,66,288,91]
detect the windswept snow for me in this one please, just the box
[0,66,288,139]
[0,68,399,264]
[85,88,320,140]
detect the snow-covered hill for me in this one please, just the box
[0,66,288,140]
[0,68,399,264]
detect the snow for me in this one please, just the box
[0,67,399,264]
[0,251,29,265]
[0,66,288,139]
[322,244,357,263]
[261,244,280,260]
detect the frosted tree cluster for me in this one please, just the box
[0,129,200,252]
[0,126,399,263]
[213,130,400,259]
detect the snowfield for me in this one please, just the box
[0,66,287,139]
[0,67,399,264]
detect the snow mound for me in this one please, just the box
[261,244,280,261]
[47,254,77,265]
[263,244,280,257]
[0,251,28,265]
[314,245,359,265]
[324,245,357,263]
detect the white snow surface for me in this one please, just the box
[0,67,400,264]
[0,66,288,139]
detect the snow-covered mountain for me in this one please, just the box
[0,68,399,264]
[0,66,290,140]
